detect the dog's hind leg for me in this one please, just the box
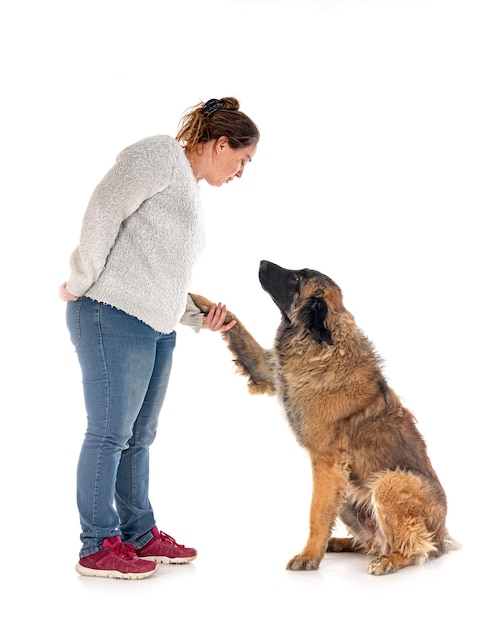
[366,470,446,576]
[287,453,351,571]
[326,537,358,552]
[327,499,379,554]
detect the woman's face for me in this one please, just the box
[208,138,257,187]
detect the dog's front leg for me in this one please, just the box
[223,324,277,395]
[189,292,276,395]
[287,453,351,571]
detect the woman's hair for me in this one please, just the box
[176,97,260,152]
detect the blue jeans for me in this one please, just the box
[66,297,176,557]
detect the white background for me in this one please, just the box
[1,0,489,623]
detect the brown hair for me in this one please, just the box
[176,97,260,153]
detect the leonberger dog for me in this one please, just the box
[189,260,456,575]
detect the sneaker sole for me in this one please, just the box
[139,554,197,565]
[75,562,158,579]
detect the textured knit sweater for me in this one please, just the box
[67,135,206,333]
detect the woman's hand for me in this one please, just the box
[202,302,236,332]
[59,282,79,302]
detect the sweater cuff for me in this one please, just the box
[179,294,205,332]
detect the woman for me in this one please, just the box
[59,97,260,579]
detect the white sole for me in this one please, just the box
[139,555,197,565]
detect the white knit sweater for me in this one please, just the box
[67,135,206,333]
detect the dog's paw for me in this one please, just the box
[188,293,214,315]
[326,537,355,553]
[367,555,398,576]
[286,553,321,571]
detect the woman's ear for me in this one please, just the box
[216,136,229,152]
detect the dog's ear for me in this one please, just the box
[299,297,333,345]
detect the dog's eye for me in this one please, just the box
[288,274,301,291]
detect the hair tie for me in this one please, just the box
[202,98,226,118]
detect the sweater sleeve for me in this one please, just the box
[67,136,174,296]
[179,294,205,333]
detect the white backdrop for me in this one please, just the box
[1,0,489,623]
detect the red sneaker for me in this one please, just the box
[75,536,158,579]
[136,527,197,564]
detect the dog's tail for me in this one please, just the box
[443,532,462,553]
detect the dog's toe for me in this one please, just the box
[286,554,321,571]
[367,555,398,576]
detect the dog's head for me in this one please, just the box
[259,260,346,345]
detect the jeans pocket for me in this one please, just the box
[66,299,82,345]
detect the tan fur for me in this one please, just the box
[189,262,457,575]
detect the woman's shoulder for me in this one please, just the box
[133,134,179,149]
[111,135,192,189]
[117,135,181,160]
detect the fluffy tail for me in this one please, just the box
[443,532,462,553]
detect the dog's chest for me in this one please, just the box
[273,345,352,448]
[275,365,321,446]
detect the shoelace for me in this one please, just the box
[158,531,185,548]
[113,541,138,560]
